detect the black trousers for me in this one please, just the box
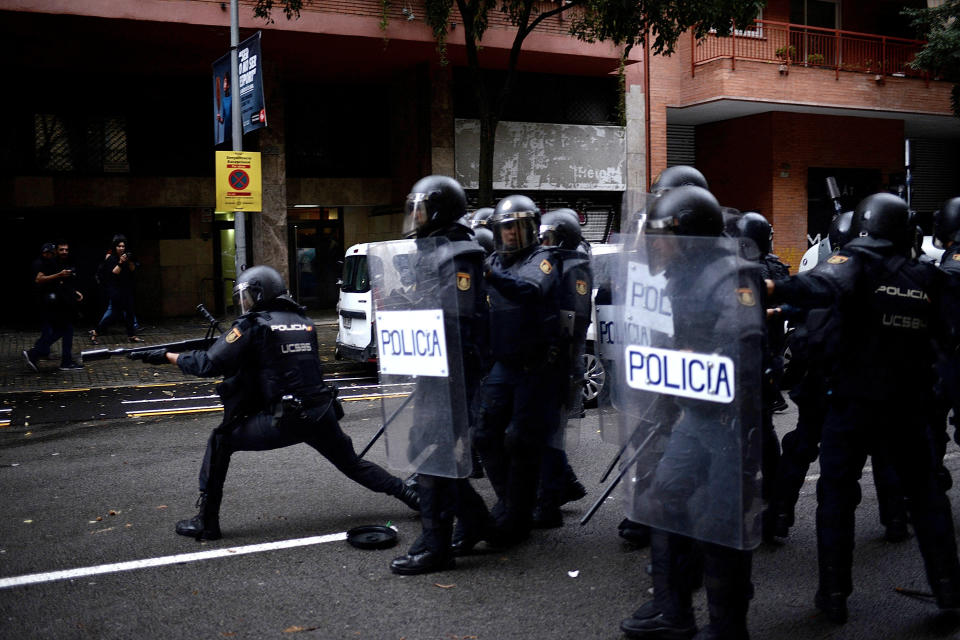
[198,402,403,499]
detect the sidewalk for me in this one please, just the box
[0,310,343,395]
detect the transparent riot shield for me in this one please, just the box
[611,234,764,550]
[368,238,471,478]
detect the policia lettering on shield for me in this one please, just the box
[129,265,419,541]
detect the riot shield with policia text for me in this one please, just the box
[368,238,471,478]
[610,234,764,550]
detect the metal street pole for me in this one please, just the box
[231,0,247,276]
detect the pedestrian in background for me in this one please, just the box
[89,234,142,344]
[24,240,85,372]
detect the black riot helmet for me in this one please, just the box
[540,208,583,250]
[651,165,709,195]
[828,211,856,251]
[735,212,772,256]
[471,207,495,229]
[853,192,912,250]
[474,226,495,256]
[492,194,540,256]
[402,175,468,238]
[233,265,288,315]
[933,197,960,249]
[645,185,723,238]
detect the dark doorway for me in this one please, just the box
[211,217,251,316]
[287,218,344,311]
[806,167,883,244]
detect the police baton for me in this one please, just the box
[580,423,660,527]
[599,416,655,484]
[358,391,415,459]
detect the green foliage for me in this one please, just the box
[379,0,391,31]
[806,53,824,65]
[253,0,303,23]
[903,0,960,116]
[775,45,795,60]
[424,0,455,64]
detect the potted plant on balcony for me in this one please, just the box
[775,45,796,61]
[806,53,825,66]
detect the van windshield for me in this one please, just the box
[341,255,370,293]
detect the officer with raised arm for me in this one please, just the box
[767,193,960,624]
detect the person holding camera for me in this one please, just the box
[24,240,85,372]
[89,234,143,344]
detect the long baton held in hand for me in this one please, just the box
[580,423,660,527]
[358,391,415,459]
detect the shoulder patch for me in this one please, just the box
[952,253,960,262]
[576,279,589,296]
[827,255,849,264]
[736,288,756,307]
[539,259,553,275]
[457,271,472,291]
[225,327,243,343]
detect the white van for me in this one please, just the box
[335,243,377,363]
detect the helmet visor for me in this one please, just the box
[402,194,430,238]
[494,212,538,254]
[539,223,561,247]
[232,281,257,316]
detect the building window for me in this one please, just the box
[33,113,129,174]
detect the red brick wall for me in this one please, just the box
[696,112,903,269]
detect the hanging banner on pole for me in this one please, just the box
[212,31,267,145]
[216,151,262,212]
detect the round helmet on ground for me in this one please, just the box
[492,194,540,256]
[233,265,288,314]
[828,211,856,251]
[933,197,960,249]
[402,175,468,239]
[540,208,583,250]
[735,212,773,257]
[471,207,495,229]
[853,192,912,250]
[651,165,709,195]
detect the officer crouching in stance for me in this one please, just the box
[767,193,960,623]
[388,176,493,574]
[130,265,419,541]
[471,195,563,548]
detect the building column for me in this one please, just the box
[430,63,456,177]
[254,60,289,284]
[623,61,648,221]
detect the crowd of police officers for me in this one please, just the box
[127,165,960,639]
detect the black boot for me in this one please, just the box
[933,574,960,610]
[175,493,222,541]
[814,562,849,624]
[621,532,698,639]
[619,518,652,547]
[620,604,697,639]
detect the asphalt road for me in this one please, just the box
[2,400,960,639]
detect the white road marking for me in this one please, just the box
[0,531,349,590]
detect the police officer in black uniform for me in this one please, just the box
[770,211,908,542]
[619,185,764,640]
[471,194,563,548]
[532,209,590,527]
[931,197,960,480]
[131,265,419,540]
[768,192,960,623]
[387,175,493,574]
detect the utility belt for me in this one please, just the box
[273,385,344,424]
[497,343,563,373]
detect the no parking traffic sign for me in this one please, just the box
[216,151,262,211]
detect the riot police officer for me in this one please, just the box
[619,185,764,640]
[770,211,908,542]
[471,194,564,548]
[388,175,493,574]
[532,209,590,527]
[131,265,419,540]
[768,192,960,623]
[931,197,960,478]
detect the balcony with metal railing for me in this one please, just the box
[692,19,928,82]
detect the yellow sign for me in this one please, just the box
[216,151,262,212]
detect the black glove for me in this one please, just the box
[129,349,168,365]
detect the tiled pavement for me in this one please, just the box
[0,311,344,395]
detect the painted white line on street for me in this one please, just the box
[121,395,220,404]
[0,531,349,590]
